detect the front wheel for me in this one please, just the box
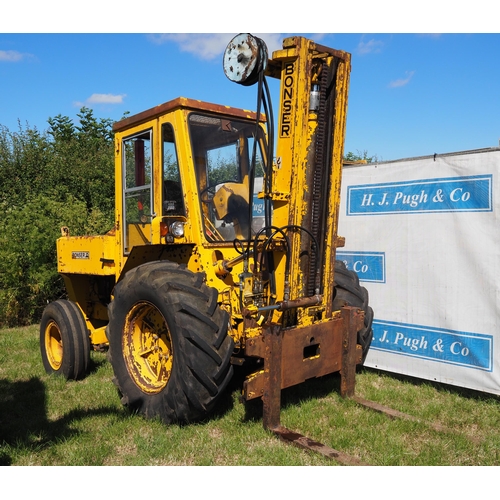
[40,299,90,380]
[333,260,374,364]
[107,261,234,424]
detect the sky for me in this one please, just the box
[1,4,499,162]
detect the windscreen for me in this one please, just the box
[188,114,266,242]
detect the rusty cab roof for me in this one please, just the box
[113,97,265,133]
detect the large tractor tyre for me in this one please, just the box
[107,261,234,424]
[40,299,91,380]
[333,260,374,364]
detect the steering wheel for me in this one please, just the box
[199,184,217,204]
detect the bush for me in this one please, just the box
[0,109,115,326]
[0,195,102,326]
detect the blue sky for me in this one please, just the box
[1,7,499,161]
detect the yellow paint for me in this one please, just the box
[43,320,63,370]
[122,301,174,394]
[57,36,351,355]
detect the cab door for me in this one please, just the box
[122,129,153,254]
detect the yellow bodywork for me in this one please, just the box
[57,233,117,276]
[58,37,351,360]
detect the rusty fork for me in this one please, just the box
[257,306,468,464]
[260,307,370,465]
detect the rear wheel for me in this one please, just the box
[40,299,91,380]
[107,261,234,424]
[333,260,374,364]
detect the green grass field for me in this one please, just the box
[1,324,500,466]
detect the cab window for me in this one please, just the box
[162,124,185,217]
[122,130,153,253]
[188,114,265,242]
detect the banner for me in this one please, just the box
[339,148,500,395]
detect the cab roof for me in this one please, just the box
[113,96,265,133]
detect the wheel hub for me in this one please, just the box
[45,320,63,370]
[123,302,173,394]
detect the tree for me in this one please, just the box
[47,107,115,223]
[344,150,377,164]
[0,108,115,326]
[0,195,91,326]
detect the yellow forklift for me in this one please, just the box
[40,34,373,431]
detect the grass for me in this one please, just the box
[1,324,500,466]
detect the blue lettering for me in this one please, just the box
[347,175,492,215]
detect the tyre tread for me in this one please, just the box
[333,260,374,364]
[107,260,234,424]
[39,299,90,380]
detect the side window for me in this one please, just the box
[122,130,152,253]
[162,124,185,217]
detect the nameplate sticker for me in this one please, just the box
[371,319,493,371]
[72,251,90,260]
[336,251,385,283]
[347,175,493,215]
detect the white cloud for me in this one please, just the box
[73,93,126,108]
[149,33,283,61]
[87,93,126,104]
[418,33,442,39]
[149,33,230,60]
[388,71,415,88]
[0,50,32,62]
[356,38,384,55]
[256,34,284,56]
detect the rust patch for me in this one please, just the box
[272,425,369,466]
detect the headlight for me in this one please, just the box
[169,221,185,238]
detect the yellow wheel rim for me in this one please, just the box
[45,320,63,370]
[123,302,174,394]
